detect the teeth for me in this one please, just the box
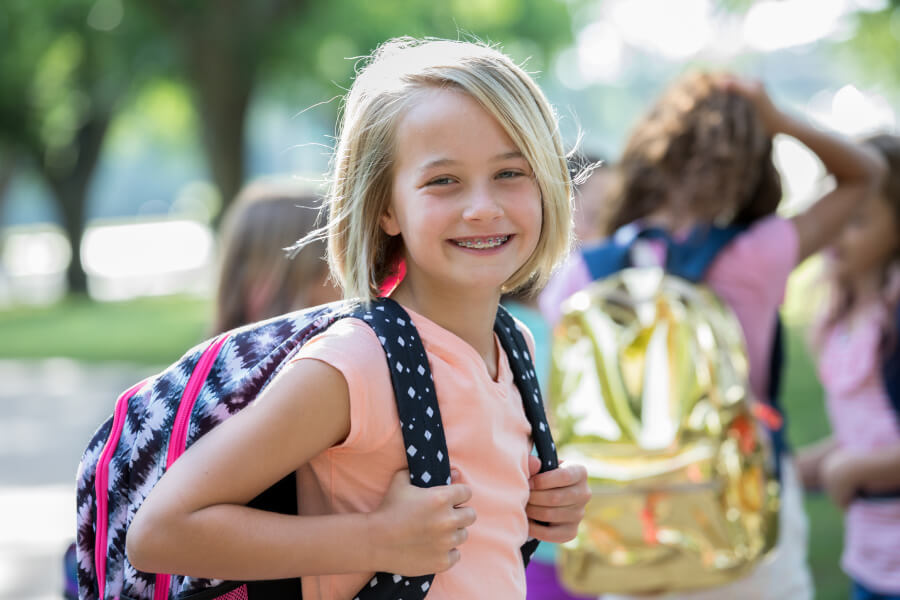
[455,236,509,249]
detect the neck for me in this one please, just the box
[389,278,501,378]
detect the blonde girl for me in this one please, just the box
[127,37,590,600]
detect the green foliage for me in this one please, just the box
[266,0,575,103]
[832,5,900,97]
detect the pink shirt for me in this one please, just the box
[818,305,900,592]
[539,216,798,404]
[292,306,535,600]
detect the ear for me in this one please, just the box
[380,206,401,237]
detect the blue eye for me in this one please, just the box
[497,170,523,179]
[427,177,455,186]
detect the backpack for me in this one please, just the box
[76,298,558,600]
[547,225,781,596]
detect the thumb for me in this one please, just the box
[527,454,541,479]
[389,469,412,488]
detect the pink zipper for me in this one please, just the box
[154,334,230,600]
[95,379,148,599]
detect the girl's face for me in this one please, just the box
[382,87,543,298]
[831,192,900,284]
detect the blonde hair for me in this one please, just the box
[301,37,572,302]
[215,180,328,332]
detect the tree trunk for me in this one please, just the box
[184,44,252,225]
[43,113,111,296]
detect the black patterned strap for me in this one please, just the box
[494,305,560,567]
[348,298,450,600]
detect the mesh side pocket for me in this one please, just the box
[212,585,248,600]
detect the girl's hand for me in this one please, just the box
[820,449,862,509]
[718,75,785,136]
[368,469,476,577]
[525,456,590,543]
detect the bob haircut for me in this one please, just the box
[306,37,572,302]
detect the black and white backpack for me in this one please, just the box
[76,298,558,599]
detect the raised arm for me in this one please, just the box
[723,77,887,264]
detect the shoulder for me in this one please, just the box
[708,216,799,297]
[730,216,799,265]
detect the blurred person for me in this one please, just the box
[571,155,612,246]
[796,134,900,600]
[539,72,887,600]
[213,178,341,333]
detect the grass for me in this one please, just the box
[0,289,848,598]
[0,294,213,365]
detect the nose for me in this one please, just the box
[462,185,503,221]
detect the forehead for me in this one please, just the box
[392,87,521,167]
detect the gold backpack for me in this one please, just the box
[549,265,780,595]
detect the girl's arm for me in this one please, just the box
[855,443,900,494]
[723,78,887,263]
[126,358,475,580]
[795,436,838,490]
[820,443,900,508]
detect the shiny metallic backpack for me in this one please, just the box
[548,226,781,595]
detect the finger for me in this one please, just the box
[528,483,591,509]
[453,506,477,528]
[528,520,579,544]
[443,483,472,507]
[389,469,412,488]
[530,463,587,491]
[527,454,541,480]
[451,527,468,547]
[526,502,584,524]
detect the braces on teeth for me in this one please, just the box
[456,236,509,249]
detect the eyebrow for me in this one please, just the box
[419,151,525,172]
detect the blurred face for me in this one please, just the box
[831,192,900,284]
[573,169,611,244]
[381,87,543,299]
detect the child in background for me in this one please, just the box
[571,156,611,247]
[213,180,340,333]
[539,73,886,600]
[126,37,589,599]
[797,134,900,600]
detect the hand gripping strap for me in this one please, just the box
[494,305,560,566]
[347,298,450,599]
[345,299,561,599]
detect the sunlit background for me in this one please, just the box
[1,1,899,598]
[1,0,898,306]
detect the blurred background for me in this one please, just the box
[1,0,898,598]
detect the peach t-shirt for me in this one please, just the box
[292,306,535,600]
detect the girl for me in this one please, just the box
[126,37,590,599]
[797,134,900,600]
[213,179,341,333]
[538,73,887,600]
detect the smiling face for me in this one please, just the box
[381,86,543,300]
